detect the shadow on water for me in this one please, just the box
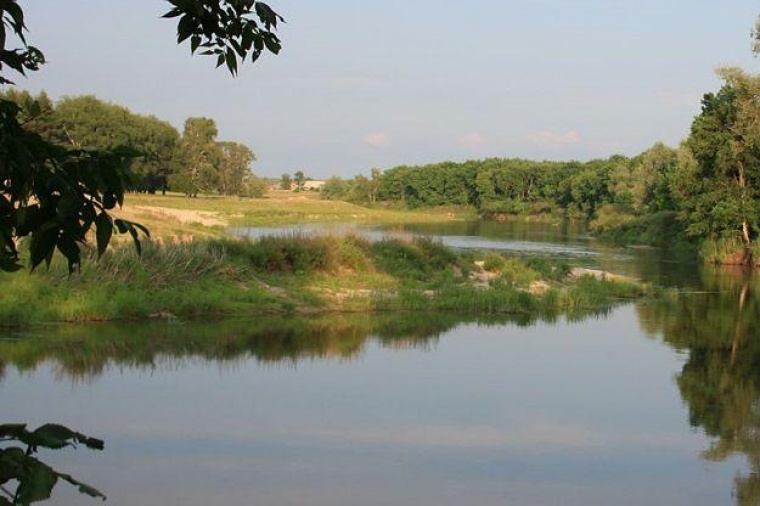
[638,267,760,505]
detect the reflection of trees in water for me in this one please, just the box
[0,313,459,382]
[0,305,615,383]
[639,269,760,505]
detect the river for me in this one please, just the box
[2,221,758,506]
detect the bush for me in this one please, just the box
[371,236,459,282]
[482,253,507,272]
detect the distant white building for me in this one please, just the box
[302,180,325,191]
[268,180,326,192]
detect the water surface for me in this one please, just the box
[2,222,756,505]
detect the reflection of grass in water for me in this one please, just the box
[0,304,631,383]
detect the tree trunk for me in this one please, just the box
[738,161,753,265]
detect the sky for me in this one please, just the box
[15,1,760,180]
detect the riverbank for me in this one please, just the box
[112,192,477,242]
[0,233,649,327]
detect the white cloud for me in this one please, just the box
[362,132,390,147]
[457,132,486,150]
[526,129,582,148]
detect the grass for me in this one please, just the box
[113,191,477,242]
[1,234,650,327]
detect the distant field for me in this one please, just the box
[114,191,475,240]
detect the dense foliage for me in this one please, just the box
[0,0,282,273]
[0,91,265,199]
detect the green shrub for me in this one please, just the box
[482,253,507,272]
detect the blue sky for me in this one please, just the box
[16,1,760,179]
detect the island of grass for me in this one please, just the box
[0,230,649,327]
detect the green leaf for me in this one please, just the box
[177,14,195,44]
[161,7,183,19]
[128,226,142,256]
[131,221,151,238]
[29,224,59,271]
[95,212,113,258]
[57,471,106,501]
[56,235,81,274]
[15,460,58,504]
[0,424,27,439]
[30,424,76,450]
[225,49,238,75]
[113,219,129,234]
[57,190,81,219]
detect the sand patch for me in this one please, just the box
[133,206,227,227]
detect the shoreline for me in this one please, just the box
[0,235,649,328]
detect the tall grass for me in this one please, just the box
[1,233,648,326]
[699,236,750,266]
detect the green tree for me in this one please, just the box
[0,0,284,272]
[676,73,760,263]
[240,173,268,198]
[370,167,381,203]
[613,143,677,213]
[293,170,306,191]
[47,95,181,193]
[218,141,256,196]
[321,176,348,200]
[279,173,292,190]
[170,117,221,196]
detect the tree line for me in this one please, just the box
[322,65,760,264]
[0,90,268,198]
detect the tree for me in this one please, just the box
[0,0,284,272]
[240,173,268,198]
[676,74,760,263]
[320,176,348,200]
[293,170,306,191]
[9,94,182,194]
[279,173,292,190]
[370,167,381,203]
[611,143,677,213]
[218,141,256,196]
[170,117,221,196]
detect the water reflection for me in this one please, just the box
[0,309,612,383]
[4,306,719,506]
[639,268,760,505]
[4,266,759,504]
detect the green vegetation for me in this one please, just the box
[0,424,105,505]
[110,192,476,242]
[0,0,284,274]
[0,235,647,328]
[1,91,267,198]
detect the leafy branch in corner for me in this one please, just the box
[0,423,105,505]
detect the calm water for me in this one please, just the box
[2,222,758,506]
